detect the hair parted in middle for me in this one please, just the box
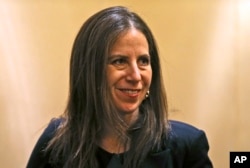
[46,6,169,168]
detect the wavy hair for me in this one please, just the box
[46,6,169,168]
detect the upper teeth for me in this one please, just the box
[122,89,138,94]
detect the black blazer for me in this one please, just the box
[27,119,213,168]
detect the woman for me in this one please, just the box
[27,6,213,168]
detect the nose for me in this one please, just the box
[126,62,141,82]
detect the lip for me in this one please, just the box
[117,88,141,98]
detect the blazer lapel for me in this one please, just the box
[142,148,173,168]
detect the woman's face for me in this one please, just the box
[107,28,152,120]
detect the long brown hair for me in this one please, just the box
[46,6,169,168]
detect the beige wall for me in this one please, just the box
[1,0,250,167]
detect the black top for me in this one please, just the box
[27,119,213,168]
[96,147,124,167]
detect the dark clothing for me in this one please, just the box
[27,119,213,168]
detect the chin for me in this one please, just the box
[118,106,139,114]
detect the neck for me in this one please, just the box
[98,124,129,154]
[120,108,140,126]
[97,109,140,154]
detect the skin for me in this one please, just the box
[107,28,152,126]
[99,28,152,154]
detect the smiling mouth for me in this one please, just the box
[119,89,141,96]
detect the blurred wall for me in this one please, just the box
[0,0,249,167]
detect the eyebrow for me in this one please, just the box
[109,54,150,58]
[109,54,127,58]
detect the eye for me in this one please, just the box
[138,56,150,66]
[109,57,128,69]
[112,58,126,65]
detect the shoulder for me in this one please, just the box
[43,118,64,137]
[26,118,64,168]
[166,120,213,167]
[145,120,213,167]
[167,120,209,150]
[169,120,205,139]
[35,118,64,146]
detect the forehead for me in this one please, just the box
[117,28,146,41]
[110,28,148,51]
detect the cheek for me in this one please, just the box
[106,68,124,87]
[145,70,152,87]
[106,68,115,86]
